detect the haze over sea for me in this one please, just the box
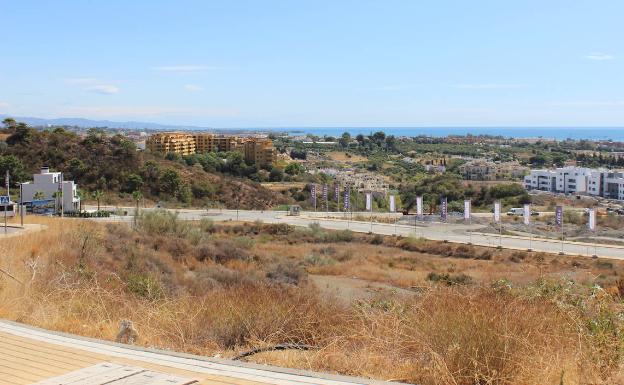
[259,127,624,142]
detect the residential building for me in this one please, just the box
[335,170,389,194]
[146,132,276,166]
[243,139,276,167]
[525,166,624,200]
[145,132,196,155]
[460,160,527,180]
[21,167,80,212]
[588,171,624,200]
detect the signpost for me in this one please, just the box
[464,199,472,244]
[494,201,502,247]
[524,204,532,251]
[555,205,564,255]
[588,208,597,257]
[1,195,8,235]
[322,184,328,217]
[416,195,423,236]
[366,192,373,232]
[310,184,317,212]
[389,195,397,235]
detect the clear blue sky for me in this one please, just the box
[1,1,622,127]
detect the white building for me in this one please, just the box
[525,166,624,200]
[21,167,80,212]
[588,171,624,200]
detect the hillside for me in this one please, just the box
[1,215,623,384]
[0,122,289,209]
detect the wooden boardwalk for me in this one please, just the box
[0,320,396,385]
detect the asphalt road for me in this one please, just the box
[88,206,624,259]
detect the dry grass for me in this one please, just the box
[1,216,623,384]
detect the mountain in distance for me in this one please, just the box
[0,114,213,131]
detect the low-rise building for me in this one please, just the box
[21,167,80,212]
[459,160,527,180]
[524,166,624,200]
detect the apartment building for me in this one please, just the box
[525,166,624,200]
[243,139,276,166]
[588,171,624,200]
[146,132,196,155]
[146,132,276,166]
[21,167,80,212]
[459,159,527,181]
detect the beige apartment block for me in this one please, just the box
[147,132,275,166]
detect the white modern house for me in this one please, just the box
[525,166,624,200]
[588,171,624,200]
[21,167,80,213]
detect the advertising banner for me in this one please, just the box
[523,204,531,225]
[440,197,448,220]
[322,184,328,200]
[365,192,372,211]
[416,196,423,216]
[464,200,471,220]
[389,195,396,213]
[494,201,501,223]
[343,188,350,210]
[588,208,596,231]
[555,205,563,227]
[310,184,316,207]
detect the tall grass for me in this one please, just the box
[0,217,622,384]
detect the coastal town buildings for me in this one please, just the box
[146,132,276,166]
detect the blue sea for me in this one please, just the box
[249,127,624,142]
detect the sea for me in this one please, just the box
[248,127,624,142]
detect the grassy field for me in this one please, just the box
[1,215,623,384]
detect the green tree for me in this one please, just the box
[269,167,284,182]
[132,190,143,226]
[124,173,144,193]
[338,132,351,148]
[92,190,104,211]
[0,155,26,185]
[284,162,304,176]
[160,169,182,195]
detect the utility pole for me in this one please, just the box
[19,182,24,227]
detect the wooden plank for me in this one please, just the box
[110,371,198,384]
[32,362,145,385]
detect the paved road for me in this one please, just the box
[88,206,624,259]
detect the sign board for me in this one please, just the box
[464,200,471,220]
[555,205,563,227]
[523,204,531,225]
[588,208,596,231]
[310,185,316,207]
[0,196,9,205]
[494,201,501,223]
[440,197,448,220]
[389,195,396,213]
[416,196,423,216]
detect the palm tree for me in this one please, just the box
[76,189,85,212]
[132,190,143,226]
[92,190,104,212]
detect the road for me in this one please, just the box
[88,206,623,259]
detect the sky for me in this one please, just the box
[1,0,623,127]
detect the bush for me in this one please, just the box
[427,272,473,285]
[126,273,164,300]
[266,261,306,285]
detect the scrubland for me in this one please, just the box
[1,214,624,384]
